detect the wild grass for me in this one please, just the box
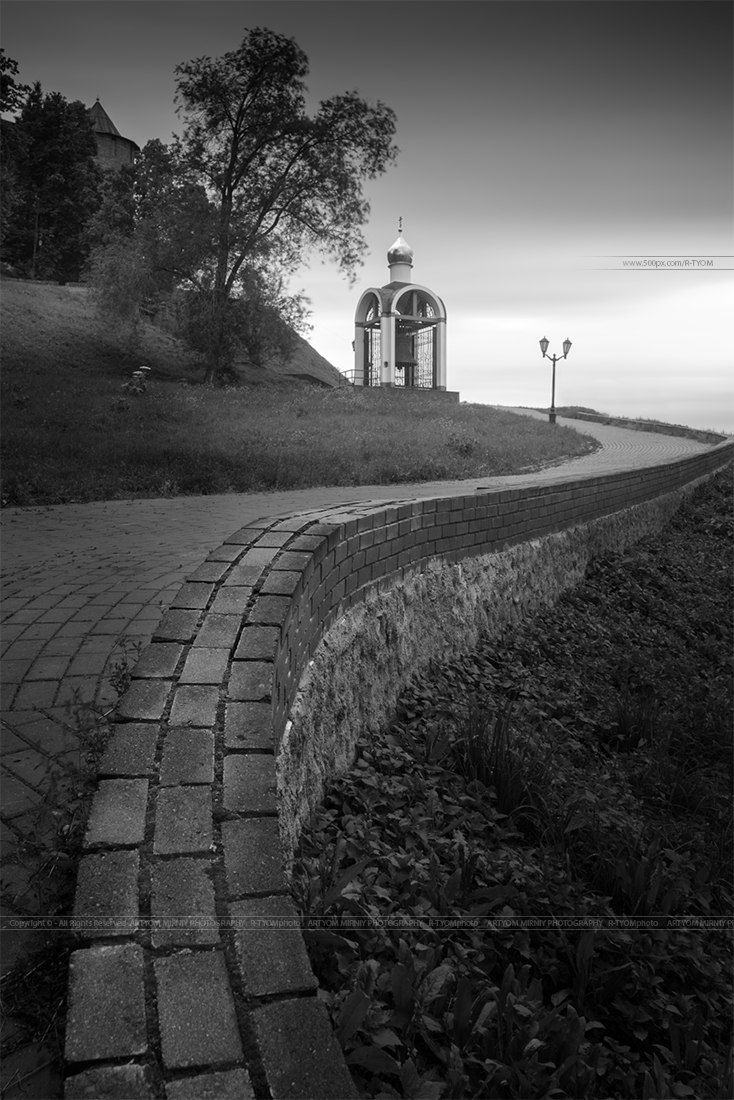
[1,280,597,504]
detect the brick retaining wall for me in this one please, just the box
[64,441,733,1099]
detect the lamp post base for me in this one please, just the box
[548,411,556,424]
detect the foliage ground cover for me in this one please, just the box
[293,468,733,1099]
[1,282,597,505]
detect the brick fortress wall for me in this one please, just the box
[63,440,733,1099]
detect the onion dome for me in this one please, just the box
[387,234,414,266]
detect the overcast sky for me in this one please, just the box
[4,0,733,430]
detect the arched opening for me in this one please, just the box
[392,287,445,389]
[354,291,382,386]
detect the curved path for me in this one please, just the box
[0,412,713,1096]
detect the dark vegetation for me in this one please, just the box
[1,51,100,284]
[293,468,733,1099]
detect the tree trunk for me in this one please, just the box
[30,193,40,279]
[202,194,233,384]
[203,290,228,384]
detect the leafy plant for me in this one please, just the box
[293,467,733,1098]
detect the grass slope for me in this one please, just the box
[294,469,733,1100]
[1,280,597,505]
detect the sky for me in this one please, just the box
[3,0,733,431]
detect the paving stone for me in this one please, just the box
[248,595,291,628]
[254,529,292,548]
[0,685,18,709]
[192,613,241,649]
[168,684,219,727]
[25,654,70,680]
[286,532,323,550]
[2,752,47,789]
[154,786,212,854]
[74,850,138,934]
[153,609,201,642]
[234,625,279,660]
[117,679,171,721]
[15,629,57,642]
[186,560,230,583]
[179,647,229,685]
[76,636,118,655]
[5,713,72,757]
[169,583,215,610]
[12,680,57,709]
[165,1069,254,1100]
[132,642,183,679]
[154,951,243,1069]
[54,621,90,638]
[151,857,218,946]
[260,570,301,596]
[223,753,277,813]
[0,768,39,817]
[96,681,119,708]
[231,895,317,997]
[0,623,25,642]
[240,546,280,567]
[224,701,274,750]
[65,944,147,1062]
[224,563,263,587]
[273,550,313,571]
[99,723,158,776]
[67,652,109,676]
[55,675,98,707]
[4,638,50,660]
[64,1064,155,1099]
[84,779,148,847]
[223,525,267,544]
[90,617,130,636]
[206,543,243,562]
[0,651,25,677]
[222,817,287,896]
[39,636,83,657]
[208,587,252,615]
[252,996,357,1099]
[228,660,273,702]
[34,606,74,623]
[160,728,214,785]
[273,516,315,532]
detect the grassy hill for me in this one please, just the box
[0,280,598,506]
[0,279,345,389]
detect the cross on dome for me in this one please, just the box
[387,217,414,267]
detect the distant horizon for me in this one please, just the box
[3,0,732,433]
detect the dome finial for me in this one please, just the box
[387,219,414,273]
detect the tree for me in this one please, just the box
[0,48,29,113]
[92,27,398,381]
[0,50,30,249]
[4,84,101,281]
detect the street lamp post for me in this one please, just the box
[539,337,572,424]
